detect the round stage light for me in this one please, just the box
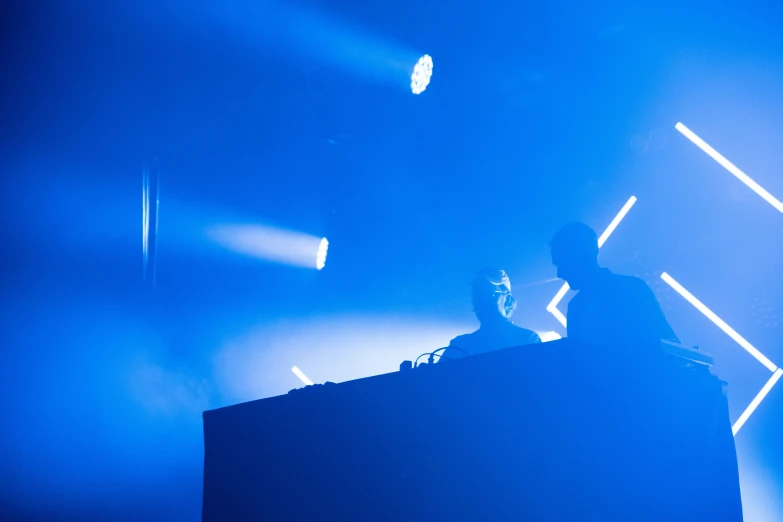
[410,54,433,95]
[316,237,329,270]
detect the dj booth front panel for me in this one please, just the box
[202,339,742,522]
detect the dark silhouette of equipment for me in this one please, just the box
[202,339,742,522]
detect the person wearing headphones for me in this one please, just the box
[439,268,541,361]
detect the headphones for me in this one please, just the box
[474,268,517,319]
[502,293,517,318]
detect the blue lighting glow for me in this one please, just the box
[411,54,433,94]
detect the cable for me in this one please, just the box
[428,346,471,364]
[414,351,432,368]
[414,346,473,368]
[428,347,447,365]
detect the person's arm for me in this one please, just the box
[565,294,585,341]
[628,278,679,345]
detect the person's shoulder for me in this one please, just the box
[605,270,649,290]
[448,330,480,348]
[614,273,653,291]
[607,272,660,305]
[441,332,479,361]
[566,286,586,316]
[510,324,542,344]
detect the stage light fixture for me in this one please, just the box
[316,238,329,270]
[142,164,160,286]
[143,174,149,267]
[411,54,433,94]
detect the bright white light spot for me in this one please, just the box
[538,331,562,343]
[661,272,777,372]
[546,195,637,328]
[291,366,314,386]
[316,237,329,270]
[675,122,783,213]
[411,54,433,95]
[732,369,783,436]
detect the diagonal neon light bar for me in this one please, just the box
[661,272,781,435]
[291,366,315,386]
[731,369,783,436]
[675,122,783,213]
[546,196,638,328]
[660,272,777,372]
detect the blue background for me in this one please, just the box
[2,0,782,520]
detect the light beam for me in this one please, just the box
[207,224,327,270]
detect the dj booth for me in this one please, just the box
[202,339,743,521]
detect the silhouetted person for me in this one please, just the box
[550,222,678,350]
[440,268,541,361]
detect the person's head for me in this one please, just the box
[549,222,601,290]
[471,268,516,325]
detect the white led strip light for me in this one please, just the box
[661,272,780,435]
[544,122,782,436]
[291,366,314,386]
[675,122,783,213]
[661,273,776,372]
[669,122,781,435]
